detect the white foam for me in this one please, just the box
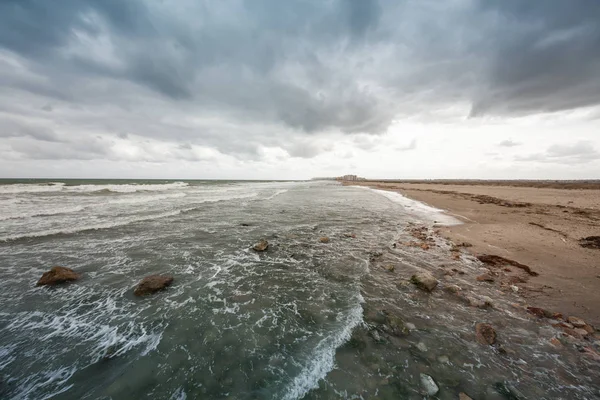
[0,209,182,242]
[281,293,364,400]
[0,181,189,194]
[358,186,462,226]
[263,189,288,200]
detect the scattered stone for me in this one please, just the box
[343,233,357,238]
[419,374,439,396]
[37,266,80,286]
[405,322,416,330]
[582,324,595,334]
[475,323,497,345]
[510,285,519,293]
[467,295,494,309]
[387,315,410,336]
[252,239,269,252]
[452,268,465,275]
[560,322,574,329]
[437,355,450,364]
[497,345,516,356]
[319,237,330,243]
[578,236,600,249]
[477,273,495,283]
[383,264,395,272]
[582,347,600,361]
[416,342,428,352]
[567,316,586,328]
[494,381,527,400]
[370,329,382,342]
[444,284,462,294]
[549,337,563,348]
[410,272,438,292]
[562,327,585,340]
[240,223,250,226]
[527,306,553,318]
[133,275,173,296]
[420,243,430,250]
[459,393,473,400]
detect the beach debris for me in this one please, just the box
[410,272,438,292]
[459,393,473,400]
[383,264,395,272]
[578,236,600,249]
[37,266,80,286]
[566,316,587,328]
[476,273,495,283]
[319,237,330,243]
[475,323,497,345]
[134,275,174,296]
[252,239,269,251]
[419,373,439,396]
[477,254,538,276]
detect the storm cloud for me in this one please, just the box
[1,0,600,177]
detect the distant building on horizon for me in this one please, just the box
[336,174,365,181]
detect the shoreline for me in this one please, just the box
[346,180,600,326]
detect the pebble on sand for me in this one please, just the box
[410,272,438,292]
[253,239,269,251]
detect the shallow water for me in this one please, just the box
[0,180,598,399]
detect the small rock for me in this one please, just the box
[527,306,553,318]
[437,355,450,364]
[510,285,519,292]
[343,233,356,238]
[383,265,395,272]
[37,266,80,286]
[477,273,495,283]
[567,316,586,328]
[370,329,382,342]
[582,347,600,361]
[416,342,428,352]
[549,337,563,348]
[319,237,330,243]
[134,275,174,296]
[419,374,439,396]
[410,272,438,292]
[253,239,269,252]
[562,327,585,340]
[475,323,497,345]
[420,243,430,250]
[582,324,595,334]
[573,327,590,337]
[405,322,416,330]
[459,393,473,400]
[444,284,462,294]
[559,322,574,329]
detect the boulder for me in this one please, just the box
[319,237,330,243]
[567,316,586,328]
[475,323,497,345]
[419,374,439,396]
[410,272,438,292]
[134,275,173,296]
[37,266,80,286]
[253,239,269,252]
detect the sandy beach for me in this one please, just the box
[348,180,600,326]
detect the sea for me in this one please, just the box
[0,179,598,399]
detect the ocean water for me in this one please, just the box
[0,180,598,399]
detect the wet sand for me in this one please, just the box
[347,181,600,326]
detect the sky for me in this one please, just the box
[1,0,600,180]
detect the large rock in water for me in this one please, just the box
[253,239,269,252]
[37,266,80,286]
[419,374,439,396]
[134,275,174,296]
[410,272,438,292]
[475,323,497,345]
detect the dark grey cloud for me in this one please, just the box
[1,0,600,165]
[515,141,599,164]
